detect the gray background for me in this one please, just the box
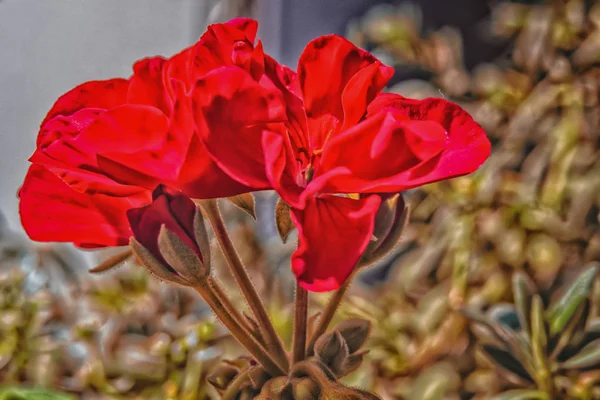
[0,0,206,230]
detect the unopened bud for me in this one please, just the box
[206,364,240,392]
[314,331,350,376]
[127,185,211,286]
[360,194,409,267]
[331,319,371,354]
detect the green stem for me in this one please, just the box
[306,272,354,357]
[292,283,308,364]
[201,199,289,372]
[193,283,285,377]
[208,277,261,343]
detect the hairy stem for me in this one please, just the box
[201,199,289,372]
[194,282,285,377]
[306,271,355,356]
[209,277,263,344]
[292,283,308,364]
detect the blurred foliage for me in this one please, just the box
[0,199,295,399]
[468,264,600,399]
[342,0,600,399]
[0,386,75,400]
[0,214,234,399]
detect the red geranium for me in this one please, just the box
[19,19,287,247]
[18,19,490,292]
[197,35,491,291]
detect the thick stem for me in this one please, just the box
[193,283,285,377]
[201,199,289,372]
[209,277,263,344]
[306,273,353,357]
[292,283,308,364]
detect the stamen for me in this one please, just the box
[304,165,315,184]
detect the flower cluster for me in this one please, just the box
[18,19,490,292]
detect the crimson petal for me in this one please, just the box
[127,57,173,115]
[290,194,381,292]
[297,35,393,150]
[42,79,129,125]
[19,165,150,248]
[318,94,491,194]
[193,67,285,190]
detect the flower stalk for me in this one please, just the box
[209,276,261,341]
[292,283,308,364]
[193,278,286,377]
[306,271,355,357]
[201,199,289,372]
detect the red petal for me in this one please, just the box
[19,165,150,248]
[264,55,309,153]
[318,95,491,193]
[163,19,262,97]
[290,194,381,292]
[297,35,393,150]
[225,18,259,43]
[192,67,285,190]
[31,109,150,196]
[82,104,190,184]
[42,79,129,126]
[262,130,303,208]
[167,81,252,199]
[175,135,256,199]
[340,62,394,130]
[127,57,173,115]
[164,46,196,96]
[33,109,102,166]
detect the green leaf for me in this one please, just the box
[489,304,521,331]
[546,264,598,335]
[491,389,549,400]
[480,345,533,382]
[530,295,549,381]
[462,308,516,345]
[549,300,590,360]
[465,306,536,378]
[512,272,536,335]
[0,387,75,400]
[561,338,600,369]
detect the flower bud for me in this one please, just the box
[206,364,240,392]
[314,331,350,376]
[332,319,371,354]
[127,185,211,286]
[360,194,409,267]
[312,318,371,378]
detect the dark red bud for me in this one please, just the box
[127,185,210,284]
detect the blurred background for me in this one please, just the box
[2,0,600,399]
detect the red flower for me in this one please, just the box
[18,18,490,293]
[127,185,203,266]
[199,35,491,292]
[19,19,287,247]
